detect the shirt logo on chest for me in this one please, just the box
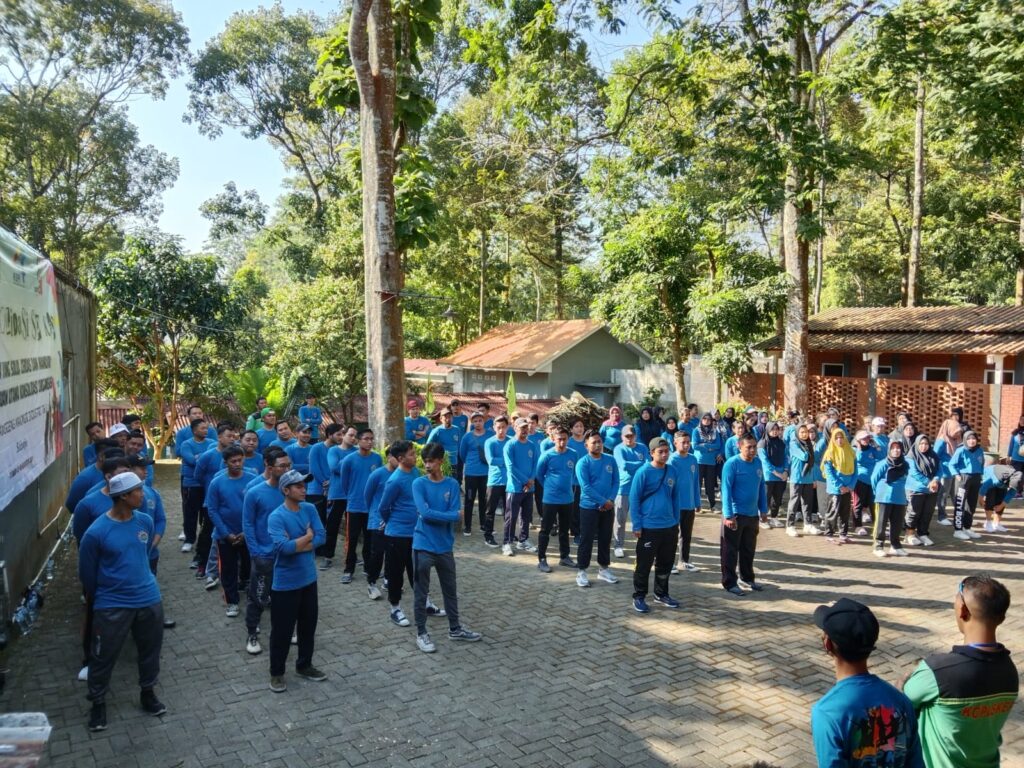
[137,530,149,544]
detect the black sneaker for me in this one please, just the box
[163,618,177,629]
[140,688,167,716]
[483,534,499,548]
[558,557,576,568]
[296,666,327,682]
[88,702,107,732]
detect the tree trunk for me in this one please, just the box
[775,208,786,340]
[660,285,687,407]
[553,210,564,319]
[907,76,926,308]
[783,166,811,414]
[350,0,405,445]
[1018,188,1024,306]
[478,228,487,335]
[533,268,542,321]
[814,174,825,314]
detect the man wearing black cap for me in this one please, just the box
[811,598,924,767]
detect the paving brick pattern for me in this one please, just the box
[3,464,1023,767]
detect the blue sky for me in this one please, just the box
[128,1,661,253]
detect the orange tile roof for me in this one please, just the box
[404,358,452,375]
[437,319,619,372]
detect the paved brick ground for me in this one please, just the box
[3,463,1023,767]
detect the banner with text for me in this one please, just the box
[0,227,64,511]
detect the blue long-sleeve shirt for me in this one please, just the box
[758,445,789,483]
[412,476,461,553]
[535,447,578,505]
[327,444,355,500]
[243,452,264,475]
[66,464,103,514]
[78,512,161,609]
[934,439,956,476]
[484,435,509,487]
[365,465,393,530]
[256,428,277,452]
[788,443,816,486]
[178,437,216,488]
[575,452,619,510]
[692,428,724,466]
[269,501,326,591]
[668,452,701,509]
[427,425,462,465]
[724,435,741,461]
[458,431,490,477]
[1007,433,1024,463]
[599,422,624,452]
[404,415,430,444]
[242,481,283,559]
[813,437,827,483]
[823,459,857,496]
[452,413,468,433]
[629,462,682,530]
[139,486,166,561]
[950,445,985,477]
[73,490,113,542]
[285,443,319,495]
[207,472,250,539]
[855,444,884,486]
[906,456,947,494]
[194,447,226,491]
[979,464,1020,502]
[308,441,331,495]
[379,467,421,537]
[340,450,383,512]
[504,438,538,493]
[720,456,767,518]
[83,442,97,466]
[297,405,322,439]
[871,461,908,505]
[174,424,193,471]
[613,443,649,495]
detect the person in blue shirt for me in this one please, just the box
[124,430,154,487]
[207,446,253,617]
[306,424,333,527]
[338,429,383,584]
[629,437,683,613]
[612,426,649,557]
[599,405,626,454]
[78,472,166,732]
[568,420,587,542]
[240,430,264,475]
[178,418,216,555]
[323,425,358,567]
[73,457,131,543]
[720,435,767,596]
[668,431,701,573]
[241,449,291,656]
[404,400,430,444]
[190,421,233,582]
[904,434,945,547]
[410,442,483,653]
[574,430,620,588]
[427,407,463,484]
[723,419,746,463]
[870,416,890,451]
[951,431,985,539]
[284,424,315,494]
[378,440,421,627]
[811,598,924,768]
[448,398,469,434]
[852,430,883,537]
[660,416,679,444]
[66,440,119,516]
[255,410,278,452]
[458,412,490,537]
[757,422,788,528]
[786,424,819,536]
[979,461,1024,534]
[781,410,800,444]
[503,417,539,555]
[534,427,578,573]
[821,427,857,543]
[681,403,700,434]
[128,457,174,630]
[482,416,510,547]
[81,420,105,466]
[692,412,724,513]
[363,454,398,600]
[297,394,322,441]
[1006,415,1024,472]
[194,423,236,492]
[173,404,204,494]
[267,470,328,692]
[871,440,909,557]
[269,421,297,450]
[475,402,495,435]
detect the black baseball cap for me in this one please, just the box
[813,598,879,659]
[127,455,155,468]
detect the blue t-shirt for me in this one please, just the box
[721,456,767,518]
[504,438,538,493]
[629,462,683,530]
[458,431,490,477]
[242,481,284,559]
[951,445,985,476]
[340,450,384,512]
[811,673,924,768]
[484,435,509,487]
[78,512,161,610]
[576,452,619,510]
[451,413,468,433]
[379,466,421,537]
[194,446,226,491]
[270,437,297,451]
[412,475,461,553]
[207,472,251,539]
[285,443,319,495]
[535,447,578,505]
[692,427,724,466]
[243,452,264,475]
[268,501,326,591]
[427,425,463,465]
[179,437,217,488]
[256,428,277,452]
[599,422,625,453]
[405,415,430,444]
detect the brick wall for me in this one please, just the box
[875,379,989,445]
[999,385,1024,455]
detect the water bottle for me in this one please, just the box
[45,559,54,581]
[13,607,29,635]
[26,590,39,624]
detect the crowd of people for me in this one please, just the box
[63,394,1020,766]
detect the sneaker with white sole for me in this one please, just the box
[995,524,1009,532]
[966,529,981,539]
[804,524,819,535]
[576,570,590,588]
[786,526,800,537]
[390,607,410,627]
[319,558,333,571]
[597,568,618,584]
[873,547,887,558]
[340,572,353,584]
[953,530,972,541]
[920,535,934,546]
[758,520,771,530]
[269,676,287,693]
[501,543,514,556]
[683,562,700,572]
[177,532,186,541]
[225,604,239,617]
[905,535,923,546]
[938,518,953,526]
[448,627,482,642]
[484,535,499,548]
[614,547,625,558]
[417,633,436,653]
[180,542,193,553]
[367,583,382,600]
[670,563,680,574]
[204,576,220,591]
[984,521,998,533]
[425,601,446,617]
[516,540,537,553]
[855,527,868,537]
[891,547,908,557]
[78,665,88,682]
[246,634,262,655]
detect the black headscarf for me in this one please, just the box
[757,421,786,469]
[636,407,660,445]
[885,443,909,483]
[910,435,938,479]
[900,423,918,455]
[698,412,716,441]
[796,427,815,478]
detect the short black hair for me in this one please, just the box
[187,404,203,415]
[963,573,1011,624]
[121,413,142,426]
[583,429,602,441]
[127,429,145,439]
[357,428,374,439]
[241,429,258,439]
[738,434,757,446]
[85,420,103,432]
[275,421,291,432]
[493,415,508,426]
[189,418,206,431]
[102,457,131,475]
[553,426,569,436]
[222,445,244,461]
[389,440,414,458]
[95,440,121,459]
[325,423,343,437]
[217,423,236,435]
[421,442,446,461]
[262,446,286,464]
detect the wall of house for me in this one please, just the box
[808,350,1018,384]
[547,329,644,398]
[453,368,551,398]
[612,355,718,411]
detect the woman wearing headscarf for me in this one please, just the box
[950,430,985,540]
[1005,414,1024,473]
[904,434,945,547]
[635,406,661,446]
[692,412,724,512]
[870,440,909,557]
[661,416,679,443]
[752,411,770,441]
[852,430,884,536]
[934,417,963,525]
[757,421,788,528]
[599,405,625,454]
[809,423,828,533]
[786,423,818,536]
[820,427,857,542]
[899,421,918,454]
[721,407,736,432]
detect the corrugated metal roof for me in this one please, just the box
[437,320,649,371]
[404,358,452,375]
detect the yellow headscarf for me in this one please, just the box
[821,428,856,476]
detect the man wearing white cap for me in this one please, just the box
[503,417,538,555]
[870,416,890,451]
[78,472,166,732]
[107,421,130,450]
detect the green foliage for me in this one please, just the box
[226,368,275,415]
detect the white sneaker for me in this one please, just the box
[953,530,972,541]
[246,634,262,655]
[501,543,514,557]
[905,535,922,546]
[786,526,799,537]
[938,518,953,526]
[516,539,537,553]
[670,562,680,574]
[996,524,1009,532]
[966,529,981,539]
[873,547,887,558]
[576,570,590,588]
[920,535,934,546]
[684,562,700,572]
[597,568,618,584]
[770,519,784,528]
[416,633,436,653]
[367,584,382,600]
[984,521,997,533]
[78,666,88,682]
[177,532,186,541]
[291,631,297,644]
[225,604,239,617]
[390,607,410,627]
[180,542,192,553]
[804,524,819,535]
[759,520,771,530]
[614,547,625,558]
[891,547,908,557]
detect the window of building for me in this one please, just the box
[923,367,951,382]
[984,369,1015,385]
[876,365,893,376]
[821,363,845,377]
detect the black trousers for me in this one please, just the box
[766,482,785,518]
[720,516,758,589]
[269,581,318,677]
[322,499,346,558]
[572,485,581,536]
[824,493,852,536]
[677,509,696,563]
[906,492,936,536]
[344,511,370,574]
[365,528,386,584]
[577,507,613,570]
[88,602,164,702]
[874,503,905,548]
[218,539,251,606]
[384,535,414,605]
[633,525,678,599]
[182,486,204,544]
[699,464,718,509]
[484,486,506,536]
[787,483,816,527]
[538,502,572,560]
[463,475,488,532]
[852,481,874,527]
[195,505,213,569]
[308,494,326,528]
[954,474,981,531]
